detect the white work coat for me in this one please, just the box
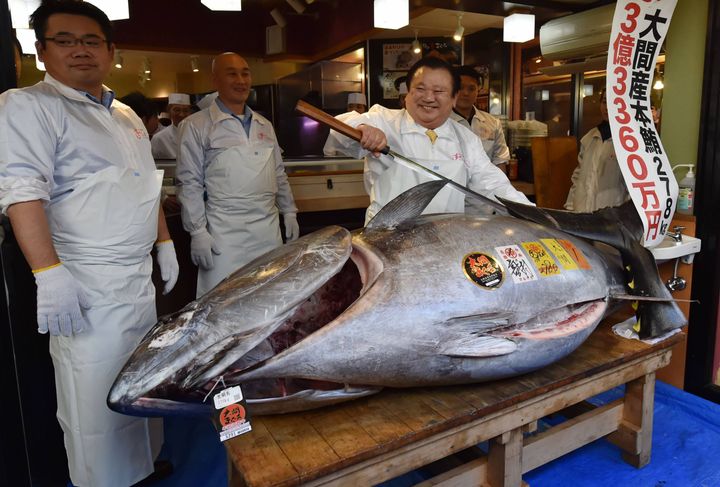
[0,74,158,487]
[325,105,530,223]
[176,101,297,296]
[151,123,179,159]
[450,107,510,167]
[564,126,630,212]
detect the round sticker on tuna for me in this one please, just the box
[462,252,504,289]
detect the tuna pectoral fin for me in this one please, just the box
[497,199,686,338]
[439,335,517,358]
[367,180,448,230]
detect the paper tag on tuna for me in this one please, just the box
[212,386,252,442]
[213,385,244,410]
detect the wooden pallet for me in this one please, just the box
[225,312,683,487]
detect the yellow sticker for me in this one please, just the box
[541,239,578,270]
[521,242,560,277]
[557,239,592,270]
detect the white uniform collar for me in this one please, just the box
[42,73,113,107]
[208,98,266,127]
[400,109,454,140]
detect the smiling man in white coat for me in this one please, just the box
[325,57,530,224]
[176,52,299,297]
[151,92,192,159]
[0,1,178,486]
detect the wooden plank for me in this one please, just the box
[373,389,449,432]
[620,373,656,467]
[226,417,299,487]
[341,396,414,445]
[522,399,624,472]
[487,428,523,487]
[261,414,340,482]
[416,457,488,487]
[302,407,377,460]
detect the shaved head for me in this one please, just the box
[212,52,252,112]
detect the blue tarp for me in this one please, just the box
[147,381,720,487]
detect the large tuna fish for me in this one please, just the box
[108,180,685,416]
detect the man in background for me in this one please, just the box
[151,92,192,159]
[451,66,510,174]
[176,52,299,297]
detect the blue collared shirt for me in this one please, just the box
[215,97,253,136]
[78,88,115,110]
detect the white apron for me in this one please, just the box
[197,145,282,296]
[366,155,466,224]
[46,165,162,487]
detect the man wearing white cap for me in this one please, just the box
[151,93,192,159]
[323,92,368,156]
[347,92,367,114]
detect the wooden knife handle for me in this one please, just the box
[295,99,363,143]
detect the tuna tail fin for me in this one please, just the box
[366,180,448,231]
[497,199,686,338]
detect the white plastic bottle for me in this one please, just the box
[676,166,696,215]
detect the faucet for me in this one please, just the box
[668,225,685,243]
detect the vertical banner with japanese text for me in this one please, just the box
[607,0,678,247]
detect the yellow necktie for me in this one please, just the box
[425,129,438,145]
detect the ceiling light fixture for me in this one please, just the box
[453,14,464,42]
[114,51,123,69]
[201,0,241,11]
[373,0,408,30]
[503,13,535,43]
[191,56,200,73]
[142,57,151,74]
[270,8,287,27]
[85,0,129,20]
[412,29,421,54]
[286,0,305,14]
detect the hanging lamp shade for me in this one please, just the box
[201,0,242,11]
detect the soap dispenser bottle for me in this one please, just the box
[676,165,696,215]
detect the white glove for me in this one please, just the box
[156,240,179,295]
[33,263,90,337]
[284,213,300,241]
[190,228,221,270]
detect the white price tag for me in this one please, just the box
[219,421,252,442]
[213,385,244,410]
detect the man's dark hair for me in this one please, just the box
[30,0,114,47]
[406,57,461,96]
[455,66,481,84]
[119,92,158,121]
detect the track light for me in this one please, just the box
[191,56,199,73]
[412,29,421,54]
[286,0,305,14]
[114,51,123,69]
[453,14,464,42]
[270,8,287,27]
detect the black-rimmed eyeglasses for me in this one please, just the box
[42,35,109,48]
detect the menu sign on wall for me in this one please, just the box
[606,0,678,247]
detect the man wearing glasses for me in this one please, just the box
[325,57,530,224]
[0,1,178,485]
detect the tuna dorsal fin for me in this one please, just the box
[366,180,448,231]
[438,335,517,357]
[497,198,686,338]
